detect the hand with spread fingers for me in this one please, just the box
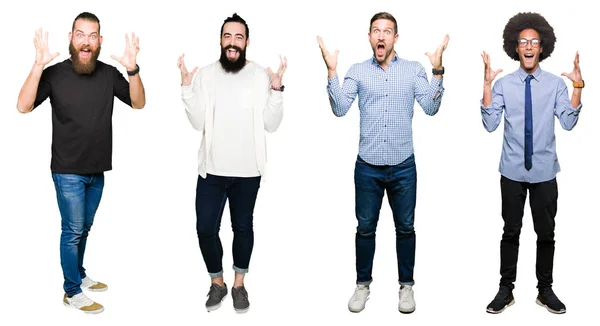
[178,53,198,86]
[111,32,139,71]
[425,34,450,70]
[561,51,583,83]
[33,28,60,67]
[481,51,503,84]
[317,35,339,75]
[267,55,287,89]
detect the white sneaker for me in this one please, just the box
[63,292,104,314]
[81,276,108,292]
[348,284,370,313]
[398,284,415,314]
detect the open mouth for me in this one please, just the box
[80,48,92,59]
[376,43,385,56]
[524,53,534,59]
[227,48,238,58]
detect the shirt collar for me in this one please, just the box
[371,52,399,65]
[518,65,543,82]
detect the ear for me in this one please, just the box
[394,33,399,43]
[99,35,103,46]
[69,31,72,42]
[246,38,250,48]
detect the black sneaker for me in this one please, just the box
[486,286,515,314]
[231,286,250,313]
[536,287,566,314]
[206,283,228,312]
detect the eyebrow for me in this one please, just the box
[75,30,98,35]
[223,32,245,38]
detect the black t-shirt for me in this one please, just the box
[34,59,132,174]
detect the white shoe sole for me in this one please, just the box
[235,307,249,314]
[535,299,566,314]
[63,301,104,314]
[399,306,416,314]
[206,294,227,312]
[486,298,515,314]
[84,286,108,292]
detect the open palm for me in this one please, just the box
[33,28,59,66]
[111,33,139,71]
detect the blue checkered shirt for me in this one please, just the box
[327,54,444,166]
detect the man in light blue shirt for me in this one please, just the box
[318,11,449,314]
[481,12,584,315]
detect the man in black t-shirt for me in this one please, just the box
[16,12,146,314]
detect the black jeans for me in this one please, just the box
[195,174,261,278]
[499,175,558,289]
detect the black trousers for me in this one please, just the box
[499,175,558,289]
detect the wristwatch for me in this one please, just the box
[573,80,584,88]
[432,67,444,75]
[272,85,285,92]
[127,64,140,76]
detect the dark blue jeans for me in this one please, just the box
[52,173,104,297]
[195,174,261,278]
[354,154,417,286]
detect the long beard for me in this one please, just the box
[69,42,101,75]
[219,45,247,73]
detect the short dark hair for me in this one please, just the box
[503,12,556,62]
[370,12,397,34]
[72,12,101,34]
[220,13,249,39]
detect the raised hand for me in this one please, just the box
[561,51,582,82]
[481,51,503,84]
[425,34,450,69]
[177,53,198,86]
[33,28,59,66]
[267,55,287,89]
[111,32,139,71]
[317,36,338,72]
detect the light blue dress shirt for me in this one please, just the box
[327,54,444,166]
[481,67,582,183]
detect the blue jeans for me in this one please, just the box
[195,174,261,278]
[354,154,417,286]
[52,173,104,296]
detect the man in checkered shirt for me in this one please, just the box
[318,11,449,314]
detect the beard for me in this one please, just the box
[219,45,247,73]
[69,42,101,75]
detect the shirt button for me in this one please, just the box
[383,140,386,142]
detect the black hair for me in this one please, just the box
[220,13,249,39]
[503,12,556,61]
[72,12,100,33]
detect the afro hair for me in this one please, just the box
[503,12,556,62]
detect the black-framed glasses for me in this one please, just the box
[517,38,541,48]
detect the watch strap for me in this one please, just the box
[127,64,140,76]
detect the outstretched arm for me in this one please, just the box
[480,51,505,132]
[178,53,204,131]
[317,36,357,116]
[555,51,583,130]
[111,33,145,109]
[16,28,59,113]
[263,55,287,132]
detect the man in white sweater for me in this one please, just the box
[177,13,286,313]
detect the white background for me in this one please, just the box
[0,0,597,325]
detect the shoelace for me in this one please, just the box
[352,286,368,301]
[539,288,560,304]
[234,287,248,300]
[71,293,93,306]
[207,284,223,298]
[492,286,511,301]
[399,287,412,303]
